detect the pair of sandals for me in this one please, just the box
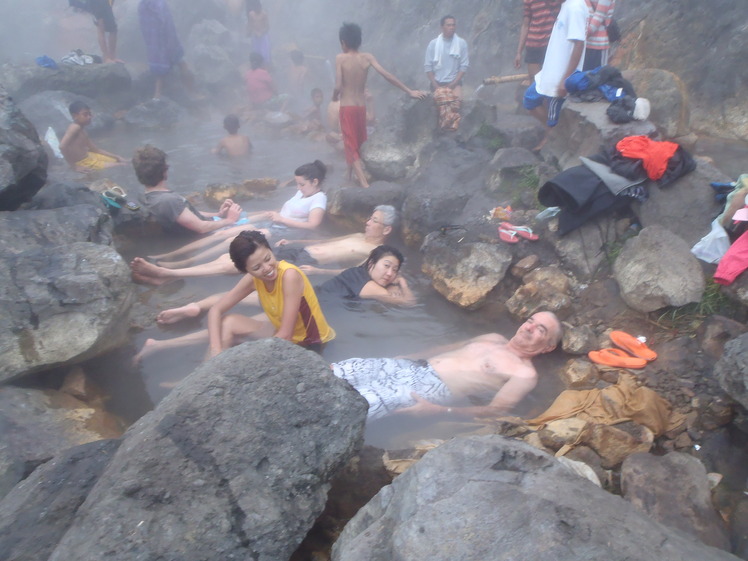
[588,331,658,369]
[102,186,140,211]
[498,222,539,244]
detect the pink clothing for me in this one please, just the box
[715,230,748,285]
[244,68,274,105]
[585,0,615,50]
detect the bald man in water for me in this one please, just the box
[332,311,562,421]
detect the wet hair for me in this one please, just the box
[440,15,456,26]
[311,87,323,98]
[250,52,264,69]
[132,145,168,187]
[363,245,404,272]
[223,114,240,134]
[290,50,304,66]
[68,100,90,116]
[294,160,327,184]
[339,23,362,50]
[229,230,271,273]
[373,205,397,228]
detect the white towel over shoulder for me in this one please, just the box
[432,33,463,71]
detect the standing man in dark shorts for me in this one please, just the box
[69,0,119,63]
[514,0,563,84]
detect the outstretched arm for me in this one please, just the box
[367,53,427,99]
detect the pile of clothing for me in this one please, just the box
[538,135,696,236]
[564,65,651,123]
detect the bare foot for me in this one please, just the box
[133,338,157,366]
[131,257,169,278]
[156,302,202,325]
[131,270,172,286]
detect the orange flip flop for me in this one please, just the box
[588,348,647,369]
[610,331,657,361]
[498,227,519,243]
[500,222,539,241]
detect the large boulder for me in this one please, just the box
[0,85,47,210]
[621,452,731,551]
[0,440,121,561]
[0,63,132,107]
[613,225,705,312]
[47,339,368,561]
[123,97,183,129]
[623,68,690,139]
[0,235,134,381]
[421,234,513,309]
[634,159,729,248]
[713,333,748,410]
[332,435,739,561]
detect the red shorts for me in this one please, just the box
[339,105,367,164]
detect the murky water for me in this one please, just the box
[50,109,567,443]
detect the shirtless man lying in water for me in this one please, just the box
[130,205,397,285]
[331,311,562,421]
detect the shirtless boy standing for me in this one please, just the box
[59,101,127,172]
[333,22,426,188]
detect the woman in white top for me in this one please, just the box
[258,160,327,230]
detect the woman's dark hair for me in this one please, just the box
[229,230,271,273]
[294,160,327,184]
[363,245,404,271]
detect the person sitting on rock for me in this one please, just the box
[212,114,252,157]
[134,230,335,364]
[130,205,397,286]
[331,311,562,420]
[144,242,415,331]
[59,101,127,171]
[134,144,243,235]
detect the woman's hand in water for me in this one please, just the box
[218,199,235,217]
[267,211,284,224]
[226,203,243,223]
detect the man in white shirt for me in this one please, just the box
[522,0,588,150]
[424,15,469,99]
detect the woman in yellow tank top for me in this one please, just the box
[206,230,335,356]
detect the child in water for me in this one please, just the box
[59,100,127,171]
[213,114,252,157]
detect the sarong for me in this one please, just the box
[433,86,461,131]
[339,105,367,164]
[331,358,452,420]
[138,0,184,76]
[75,152,118,170]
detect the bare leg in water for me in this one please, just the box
[134,310,271,364]
[148,224,264,262]
[130,254,240,285]
[156,291,260,325]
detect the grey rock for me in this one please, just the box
[623,68,690,139]
[0,386,121,500]
[484,146,540,194]
[0,439,121,561]
[493,113,545,151]
[506,265,574,320]
[332,435,739,561]
[714,333,748,410]
[326,181,406,229]
[24,181,105,212]
[421,234,512,308]
[621,452,730,551]
[189,44,238,88]
[48,339,368,561]
[0,240,134,381]
[0,84,47,210]
[0,62,132,105]
[613,225,705,312]
[548,214,617,280]
[635,159,728,247]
